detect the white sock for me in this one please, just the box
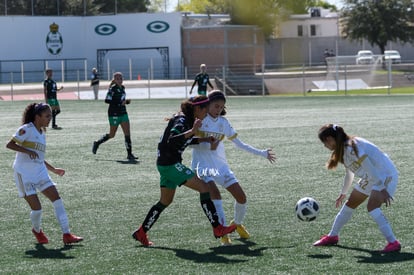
[30,210,42,232]
[233,202,247,225]
[212,199,226,225]
[329,204,354,236]
[53,199,70,234]
[369,208,396,243]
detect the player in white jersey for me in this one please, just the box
[6,103,83,245]
[313,124,400,253]
[191,91,276,245]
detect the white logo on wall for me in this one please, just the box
[46,22,63,55]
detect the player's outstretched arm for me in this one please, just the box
[231,138,276,163]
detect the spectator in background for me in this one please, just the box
[91,68,100,100]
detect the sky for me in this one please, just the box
[326,0,344,9]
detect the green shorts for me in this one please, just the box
[197,90,207,96]
[108,114,129,126]
[47,98,59,107]
[157,163,195,189]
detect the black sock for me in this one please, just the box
[141,202,166,232]
[52,109,60,126]
[52,111,56,126]
[97,134,110,145]
[125,135,132,155]
[200,192,219,227]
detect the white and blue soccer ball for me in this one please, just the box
[295,197,320,221]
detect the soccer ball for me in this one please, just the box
[295,197,320,221]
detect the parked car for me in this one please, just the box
[383,50,401,64]
[356,50,374,65]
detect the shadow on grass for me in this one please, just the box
[94,158,140,164]
[309,244,414,264]
[116,159,139,164]
[337,244,414,264]
[209,239,268,257]
[146,239,266,264]
[24,244,79,259]
[307,254,333,259]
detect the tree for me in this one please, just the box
[177,0,337,38]
[341,0,414,54]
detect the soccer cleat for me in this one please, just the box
[230,220,250,239]
[213,224,237,239]
[63,233,84,245]
[127,154,138,160]
[380,240,401,253]
[313,235,339,246]
[132,226,153,247]
[32,228,49,244]
[92,141,99,154]
[52,125,59,129]
[220,235,232,246]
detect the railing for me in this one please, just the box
[1,60,414,100]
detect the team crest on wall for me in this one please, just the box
[46,22,63,55]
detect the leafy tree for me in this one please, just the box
[341,0,414,53]
[177,0,337,37]
[147,0,166,12]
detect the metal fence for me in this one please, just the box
[1,59,414,99]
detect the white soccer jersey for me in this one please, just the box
[191,114,267,187]
[343,137,397,191]
[193,114,237,167]
[11,122,47,176]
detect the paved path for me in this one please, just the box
[0,80,192,101]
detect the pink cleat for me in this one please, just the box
[132,226,153,247]
[213,224,237,239]
[313,235,339,246]
[63,233,83,245]
[380,240,401,253]
[32,228,49,244]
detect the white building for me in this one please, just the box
[277,8,339,38]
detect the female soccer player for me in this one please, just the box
[43,68,63,129]
[92,72,138,160]
[6,103,83,245]
[132,96,236,246]
[189,64,214,96]
[191,90,276,245]
[313,124,401,253]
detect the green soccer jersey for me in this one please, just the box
[105,84,127,116]
[43,78,58,99]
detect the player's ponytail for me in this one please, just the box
[22,102,51,125]
[318,124,350,169]
[180,96,209,123]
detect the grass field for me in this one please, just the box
[0,95,413,274]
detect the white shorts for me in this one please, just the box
[354,174,398,197]
[197,164,238,188]
[14,170,55,198]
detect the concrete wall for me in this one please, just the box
[0,13,182,83]
[182,25,265,75]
